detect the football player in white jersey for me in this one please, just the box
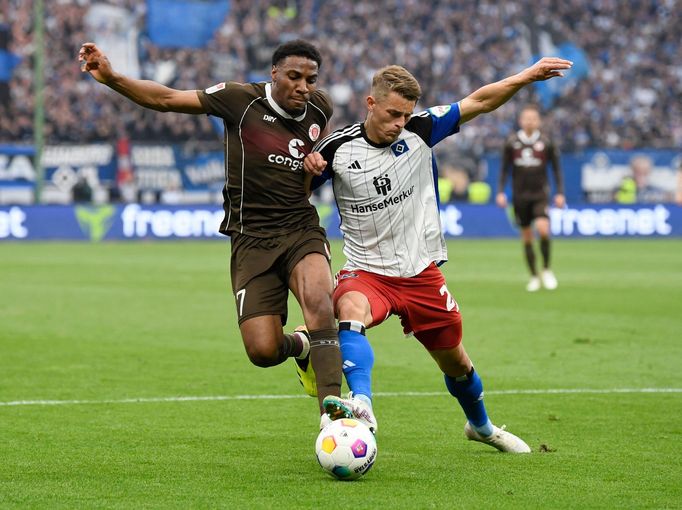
[304,57,572,452]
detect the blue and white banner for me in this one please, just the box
[0,144,225,195]
[0,145,35,185]
[130,144,224,191]
[43,144,118,191]
[146,0,230,48]
[2,203,682,241]
[3,145,677,204]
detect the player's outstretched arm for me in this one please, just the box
[458,57,572,124]
[78,42,206,114]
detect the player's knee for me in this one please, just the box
[244,339,280,367]
[246,350,279,368]
[336,293,368,322]
[535,218,550,234]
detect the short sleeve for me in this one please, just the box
[406,102,461,147]
[197,81,252,125]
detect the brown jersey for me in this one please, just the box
[197,82,332,237]
[499,130,563,201]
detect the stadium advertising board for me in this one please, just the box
[437,204,678,238]
[0,204,224,241]
[2,203,681,241]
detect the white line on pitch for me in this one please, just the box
[0,388,680,408]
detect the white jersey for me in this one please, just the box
[312,102,462,277]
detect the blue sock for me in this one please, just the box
[444,368,494,437]
[339,321,374,404]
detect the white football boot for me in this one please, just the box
[319,413,333,430]
[464,422,531,453]
[541,269,558,290]
[323,392,378,434]
[526,276,541,292]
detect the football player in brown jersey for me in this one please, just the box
[79,39,342,429]
[497,105,565,291]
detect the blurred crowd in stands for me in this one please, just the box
[1,0,680,159]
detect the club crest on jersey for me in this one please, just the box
[390,139,409,157]
[309,124,321,141]
[428,104,451,117]
[534,141,545,151]
[205,82,226,94]
[373,174,392,196]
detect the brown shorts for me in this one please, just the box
[513,197,549,228]
[230,226,331,326]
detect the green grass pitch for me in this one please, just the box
[1,239,681,508]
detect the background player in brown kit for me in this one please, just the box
[78,39,342,428]
[496,105,565,292]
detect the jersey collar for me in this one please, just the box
[517,129,541,145]
[265,83,307,121]
[361,122,394,148]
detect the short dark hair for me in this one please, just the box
[272,39,322,68]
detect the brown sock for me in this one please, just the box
[281,333,304,359]
[309,328,342,412]
[524,242,537,276]
[540,237,551,269]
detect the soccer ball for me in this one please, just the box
[315,418,377,480]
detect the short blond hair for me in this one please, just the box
[371,65,421,102]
